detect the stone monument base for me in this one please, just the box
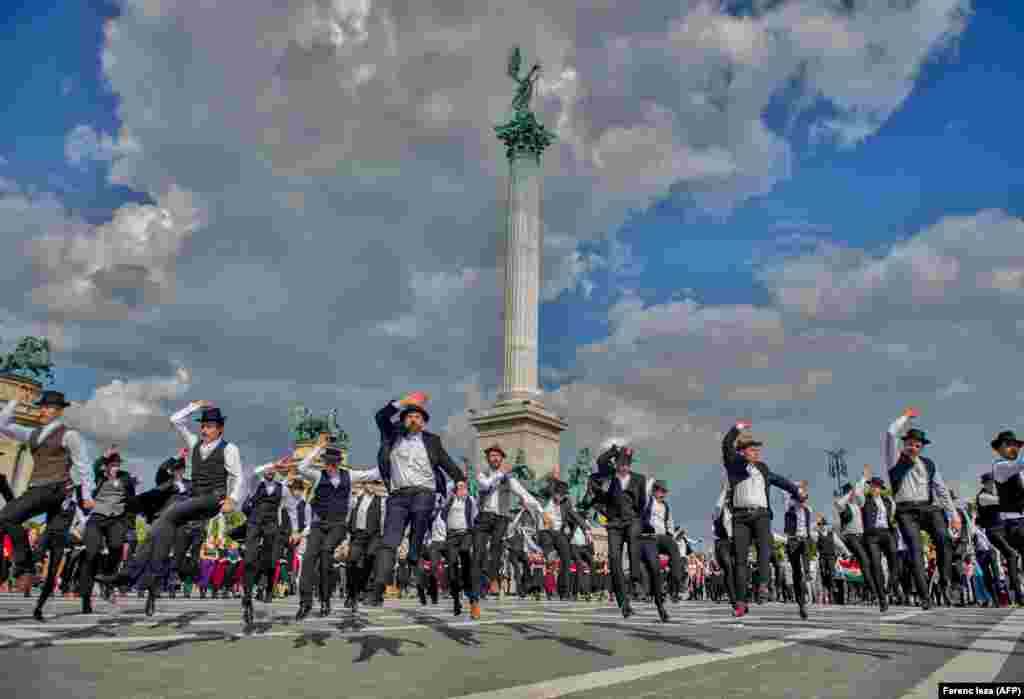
[0,374,44,494]
[469,399,566,479]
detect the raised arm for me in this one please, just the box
[884,409,916,475]
[0,400,34,442]
[294,444,326,482]
[375,400,402,438]
[767,470,800,499]
[993,450,1024,483]
[169,401,203,450]
[509,477,543,522]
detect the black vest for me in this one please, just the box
[839,505,854,529]
[246,478,284,521]
[994,469,1024,513]
[976,488,1003,530]
[297,501,307,533]
[712,510,729,541]
[784,505,811,538]
[889,454,937,504]
[311,470,351,522]
[817,529,836,558]
[191,441,228,497]
[348,495,382,535]
[862,495,894,533]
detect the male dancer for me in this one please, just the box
[721,421,801,617]
[883,408,959,610]
[835,466,886,608]
[782,481,814,618]
[0,391,94,595]
[439,480,480,617]
[539,479,588,600]
[590,444,660,618]
[712,480,736,607]
[813,515,848,605]
[372,393,464,607]
[418,508,445,605]
[647,481,683,604]
[475,445,541,599]
[990,430,1024,606]
[292,434,381,620]
[99,400,242,616]
[637,479,675,622]
[79,449,135,614]
[237,457,292,623]
[862,473,900,611]
[346,484,387,610]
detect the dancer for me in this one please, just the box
[990,430,1024,606]
[721,421,801,618]
[782,481,814,618]
[99,400,243,616]
[883,408,959,610]
[0,391,94,595]
[78,449,135,614]
[346,484,387,610]
[712,480,736,607]
[439,480,481,617]
[862,473,900,611]
[835,466,886,609]
[647,481,683,604]
[292,434,381,620]
[371,393,464,607]
[237,456,292,624]
[538,478,588,601]
[638,479,675,621]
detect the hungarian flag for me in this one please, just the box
[838,558,863,583]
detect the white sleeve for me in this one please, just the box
[224,444,245,504]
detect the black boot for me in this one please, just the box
[656,600,670,623]
[798,602,808,620]
[621,597,634,619]
[81,597,94,615]
[320,599,331,618]
[145,589,157,617]
[418,586,428,605]
[242,597,254,626]
[453,597,463,616]
[296,601,313,621]
[263,586,274,604]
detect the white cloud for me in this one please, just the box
[64,124,139,167]
[66,366,191,442]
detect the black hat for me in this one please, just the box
[980,472,994,482]
[322,446,344,464]
[483,444,506,458]
[868,477,886,488]
[991,430,1024,450]
[653,480,669,493]
[104,452,122,465]
[194,407,225,424]
[399,404,429,423]
[34,390,71,408]
[615,446,634,468]
[901,428,930,445]
[840,483,853,495]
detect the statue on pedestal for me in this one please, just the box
[0,336,54,385]
[494,47,556,162]
[288,403,350,450]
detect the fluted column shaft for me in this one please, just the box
[498,152,542,402]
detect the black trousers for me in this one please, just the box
[445,530,479,602]
[374,488,434,594]
[537,530,574,597]
[635,537,665,605]
[416,542,443,600]
[988,522,1024,598]
[0,482,68,576]
[36,503,75,607]
[714,539,736,605]
[864,529,900,596]
[505,547,529,595]
[841,533,882,600]
[172,522,204,582]
[122,491,224,590]
[784,537,809,605]
[80,514,128,601]
[605,520,642,606]
[243,517,280,598]
[895,503,953,598]
[730,508,771,604]
[655,534,683,597]
[472,512,510,584]
[346,530,380,599]
[819,556,836,596]
[299,519,347,603]
[573,544,594,595]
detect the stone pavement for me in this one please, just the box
[0,593,1021,698]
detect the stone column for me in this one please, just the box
[498,151,543,403]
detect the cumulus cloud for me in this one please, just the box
[64,124,139,166]
[66,366,191,442]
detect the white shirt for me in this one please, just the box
[544,499,563,531]
[733,463,768,508]
[571,527,587,547]
[355,495,374,531]
[389,428,435,491]
[871,495,889,529]
[429,511,447,544]
[0,400,93,494]
[651,500,669,536]
[448,496,469,532]
[170,402,244,504]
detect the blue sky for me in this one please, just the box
[1,1,1021,541]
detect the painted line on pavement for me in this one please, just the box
[898,610,1024,699]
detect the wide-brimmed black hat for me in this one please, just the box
[868,477,886,487]
[104,452,122,465]
[653,480,669,493]
[991,430,1024,450]
[483,444,506,458]
[901,428,930,445]
[840,483,854,495]
[34,390,71,408]
[322,446,344,464]
[399,404,429,423]
[194,407,226,424]
[980,472,994,482]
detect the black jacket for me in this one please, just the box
[375,401,464,494]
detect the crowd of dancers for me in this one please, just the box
[1,392,1023,629]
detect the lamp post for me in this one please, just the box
[826,449,847,498]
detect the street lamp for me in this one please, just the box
[826,449,847,498]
